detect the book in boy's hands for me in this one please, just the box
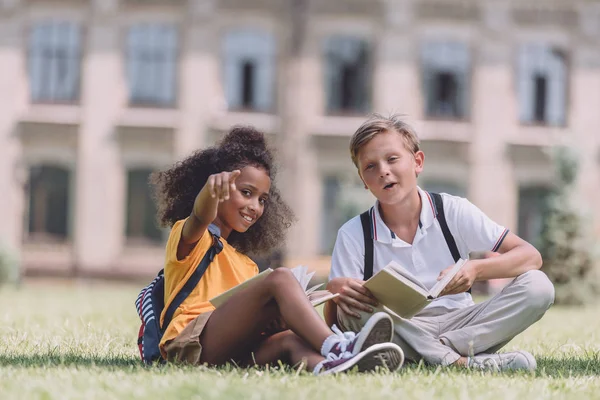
[363,258,469,319]
[209,265,338,308]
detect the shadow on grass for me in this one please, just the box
[0,353,141,369]
[401,353,600,378]
[2,353,600,377]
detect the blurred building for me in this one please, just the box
[0,0,599,278]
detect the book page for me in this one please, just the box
[209,268,273,308]
[290,265,315,292]
[386,261,429,292]
[308,290,339,307]
[363,268,430,318]
[429,259,468,298]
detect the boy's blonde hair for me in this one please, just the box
[350,113,420,168]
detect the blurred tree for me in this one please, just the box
[538,147,599,305]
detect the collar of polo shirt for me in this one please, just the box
[371,186,436,246]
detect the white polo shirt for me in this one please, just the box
[329,186,509,311]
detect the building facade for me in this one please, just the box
[0,0,599,278]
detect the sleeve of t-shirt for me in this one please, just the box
[165,218,212,268]
[444,195,509,255]
[329,227,365,281]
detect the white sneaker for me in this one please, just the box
[314,342,405,376]
[322,312,394,357]
[468,351,537,372]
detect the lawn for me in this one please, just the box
[1,283,599,400]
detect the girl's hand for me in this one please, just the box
[207,170,241,203]
[192,170,241,223]
[328,277,379,318]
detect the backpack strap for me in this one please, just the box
[428,192,461,263]
[360,210,374,281]
[162,224,224,330]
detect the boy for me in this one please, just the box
[324,114,554,371]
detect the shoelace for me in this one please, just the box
[470,357,500,372]
[313,326,357,375]
[330,325,357,355]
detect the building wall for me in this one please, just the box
[0,0,598,278]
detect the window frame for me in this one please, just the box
[28,20,82,104]
[125,23,179,109]
[323,35,373,116]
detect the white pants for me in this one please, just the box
[337,269,555,366]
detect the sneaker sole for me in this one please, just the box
[320,343,405,375]
[354,312,394,354]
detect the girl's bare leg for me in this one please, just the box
[199,268,332,366]
[249,330,325,371]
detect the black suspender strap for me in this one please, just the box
[162,226,224,330]
[359,195,465,289]
[428,192,461,263]
[360,210,374,281]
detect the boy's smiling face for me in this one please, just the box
[356,130,424,205]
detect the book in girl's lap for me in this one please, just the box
[150,126,404,374]
[324,114,555,372]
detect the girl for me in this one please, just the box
[151,126,404,374]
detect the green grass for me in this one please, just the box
[1,283,599,399]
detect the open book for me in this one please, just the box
[363,259,469,319]
[209,265,339,308]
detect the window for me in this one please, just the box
[324,36,371,114]
[27,166,70,241]
[518,187,552,247]
[127,24,177,107]
[28,21,81,103]
[223,30,275,112]
[518,44,567,126]
[421,41,470,119]
[126,169,162,244]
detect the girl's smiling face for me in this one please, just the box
[215,165,271,237]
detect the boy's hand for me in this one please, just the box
[438,261,478,296]
[328,277,379,318]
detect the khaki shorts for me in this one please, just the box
[163,311,213,365]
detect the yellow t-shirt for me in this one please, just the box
[159,219,258,355]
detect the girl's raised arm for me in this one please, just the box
[177,170,241,260]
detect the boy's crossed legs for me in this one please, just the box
[337,269,555,371]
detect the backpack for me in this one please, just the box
[135,224,224,365]
[360,192,466,291]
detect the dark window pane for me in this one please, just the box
[241,61,255,108]
[126,169,162,243]
[325,37,370,113]
[28,166,70,239]
[432,71,459,117]
[518,187,551,247]
[534,74,547,122]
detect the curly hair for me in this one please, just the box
[151,126,295,257]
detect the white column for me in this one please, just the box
[376,0,420,116]
[177,4,218,157]
[75,2,125,271]
[469,42,518,229]
[0,13,27,259]
[571,53,600,238]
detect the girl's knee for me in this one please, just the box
[265,267,296,290]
